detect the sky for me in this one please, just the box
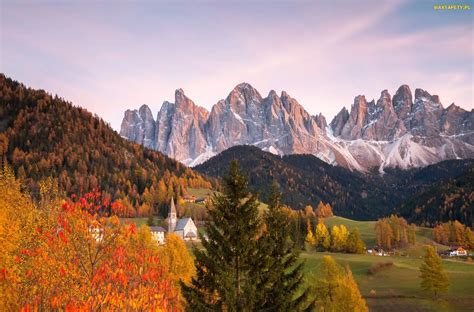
[1,0,473,131]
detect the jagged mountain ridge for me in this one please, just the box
[120,83,473,171]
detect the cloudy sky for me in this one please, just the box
[1,0,472,130]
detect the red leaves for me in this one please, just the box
[12,191,180,311]
[0,267,8,280]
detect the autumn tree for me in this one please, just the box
[310,256,368,311]
[314,221,331,251]
[181,160,264,310]
[330,225,348,252]
[433,221,473,248]
[0,167,181,310]
[346,228,366,254]
[305,219,317,248]
[159,232,195,307]
[420,246,449,298]
[375,215,416,250]
[315,201,333,218]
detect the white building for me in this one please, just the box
[168,197,198,241]
[149,226,166,245]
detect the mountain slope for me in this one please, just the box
[121,83,473,171]
[194,145,473,221]
[396,167,473,227]
[0,74,210,214]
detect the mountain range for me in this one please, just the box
[120,83,473,172]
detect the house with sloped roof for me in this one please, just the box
[149,226,166,245]
[167,197,198,241]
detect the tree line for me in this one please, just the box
[375,215,416,250]
[305,221,366,254]
[0,74,211,218]
[433,221,474,248]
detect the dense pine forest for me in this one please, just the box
[0,74,211,217]
[196,145,473,225]
[397,167,473,227]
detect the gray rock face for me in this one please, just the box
[120,83,474,172]
[120,104,155,148]
[154,89,208,162]
[330,107,349,136]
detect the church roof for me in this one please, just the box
[170,197,176,215]
[175,217,193,231]
[149,226,166,233]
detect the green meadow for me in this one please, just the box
[305,216,473,311]
[124,212,473,311]
[301,251,474,311]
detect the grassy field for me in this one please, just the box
[302,251,474,311]
[124,212,472,311]
[187,187,214,198]
[322,216,442,256]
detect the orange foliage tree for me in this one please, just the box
[0,168,181,311]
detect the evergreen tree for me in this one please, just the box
[314,221,330,251]
[181,160,263,311]
[256,182,310,311]
[346,228,366,254]
[420,246,449,298]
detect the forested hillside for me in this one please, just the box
[0,74,211,216]
[397,167,473,227]
[195,145,473,222]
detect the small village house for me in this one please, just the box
[149,226,166,245]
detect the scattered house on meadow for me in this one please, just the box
[168,197,198,241]
[182,195,207,204]
[194,197,206,204]
[183,195,197,203]
[369,248,389,256]
[449,247,467,257]
[149,226,166,245]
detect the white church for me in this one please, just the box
[167,197,198,241]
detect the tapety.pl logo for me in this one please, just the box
[433,4,471,10]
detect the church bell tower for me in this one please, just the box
[168,197,177,233]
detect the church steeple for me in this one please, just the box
[168,197,177,233]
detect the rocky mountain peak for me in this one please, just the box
[393,84,413,121]
[138,104,153,118]
[121,84,473,172]
[414,88,441,104]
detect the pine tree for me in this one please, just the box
[181,160,263,311]
[314,220,330,251]
[346,228,366,254]
[420,246,449,298]
[256,182,310,311]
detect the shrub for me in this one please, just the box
[368,261,394,275]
